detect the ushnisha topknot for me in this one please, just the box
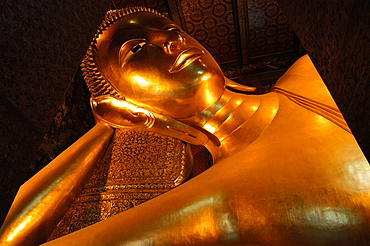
[80,7,165,99]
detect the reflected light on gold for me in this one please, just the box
[201,73,211,81]
[111,99,137,114]
[124,238,156,246]
[344,161,370,192]
[204,123,216,134]
[5,218,30,242]
[133,75,150,87]
[191,210,217,239]
[203,89,218,108]
[304,206,363,229]
[109,97,147,115]
[315,115,329,126]
[110,97,125,108]
[172,195,240,243]
[178,196,217,214]
[218,212,240,241]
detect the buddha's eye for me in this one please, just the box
[119,39,147,67]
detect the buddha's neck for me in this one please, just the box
[183,89,279,162]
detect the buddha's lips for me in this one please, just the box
[169,47,204,73]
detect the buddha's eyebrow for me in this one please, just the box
[161,23,181,31]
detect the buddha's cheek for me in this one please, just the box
[117,59,225,119]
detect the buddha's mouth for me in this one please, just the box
[169,47,204,73]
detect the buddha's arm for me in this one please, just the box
[0,124,114,246]
[40,137,370,246]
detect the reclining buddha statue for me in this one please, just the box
[1,7,369,246]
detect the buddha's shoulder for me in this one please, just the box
[273,55,338,108]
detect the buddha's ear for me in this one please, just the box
[90,96,212,146]
[225,77,260,94]
[91,95,149,128]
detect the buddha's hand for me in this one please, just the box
[90,95,152,129]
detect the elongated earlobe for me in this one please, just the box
[225,77,259,93]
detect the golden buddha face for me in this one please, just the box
[93,11,225,119]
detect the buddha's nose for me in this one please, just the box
[163,34,186,54]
